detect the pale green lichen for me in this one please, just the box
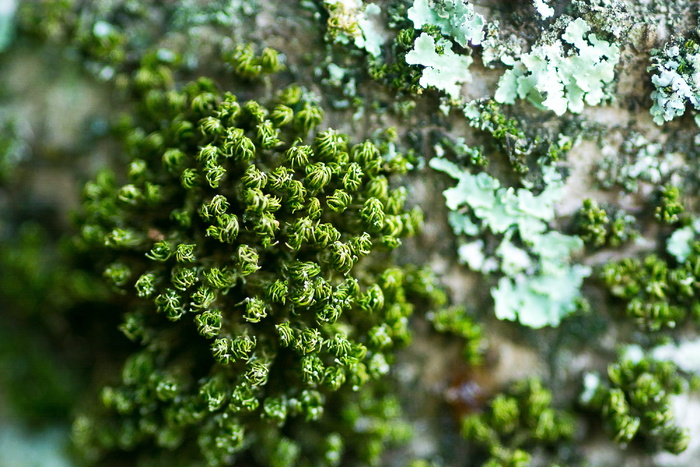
[323,0,386,58]
[595,133,683,192]
[667,218,700,263]
[355,3,384,58]
[480,22,523,68]
[403,0,484,100]
[404,33,474,100]
[533,0,555,19]
[407,0,484,48]
[495,18,620,115]
[430,156,590,328]
[649,39,700,125]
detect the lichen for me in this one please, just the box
[404,33,474,101]
[533,0,555,20]
[407,0,484,49]
[495,18,620,115]
[649,38,700,125]
[323,0,387,58]
[430,155,590,328]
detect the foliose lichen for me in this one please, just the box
[649,38,700,125]
[495,18,620,115]
[430,154,590,328]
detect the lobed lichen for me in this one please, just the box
[495,17,620,116]
[430,154,590,328]
[649,38,700,125]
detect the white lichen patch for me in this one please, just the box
[649,40,700,125]
[404,0,486,101]
[595,133,684,194]
[405,33,474,100]
[667,218,700,263]
[407,0,485,48]
[323,0,387,58]
[495,18,620,115]
[533,0,555,19]
[430,156,590,328]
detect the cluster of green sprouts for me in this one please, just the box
[573,198,637,248]
[601,242,700,331]
[655,184,684,224]
[581,356,690,454]
[461,378,575,467]
[73,50,428,464]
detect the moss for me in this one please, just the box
[573,198,637,248]
[601,241,700,331]
[69,49,434,463]
[581,355,690,454]
[461,378,575,466]
[655,184,685,224]
[428,306,483,366]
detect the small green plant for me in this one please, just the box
[601,242,700,331]
[655,184,684,224]
[429,306,483,366]
[222,44,284,79]
[461,378,575,466]
[581,355,690,454]
[574,198,637,248]
[72,54,428,464]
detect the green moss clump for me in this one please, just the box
[72,56,424,464]
[428,306,483,366]
[655,184,684,224]
[222,44,284,80]
[601,242,700,331]
[581,356,689,454]
[574,198,637,248]
[461,378,575,467]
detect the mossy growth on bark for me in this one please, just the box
[581,356,690,454]
[461,378,576,466]
[69,52,443,465]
